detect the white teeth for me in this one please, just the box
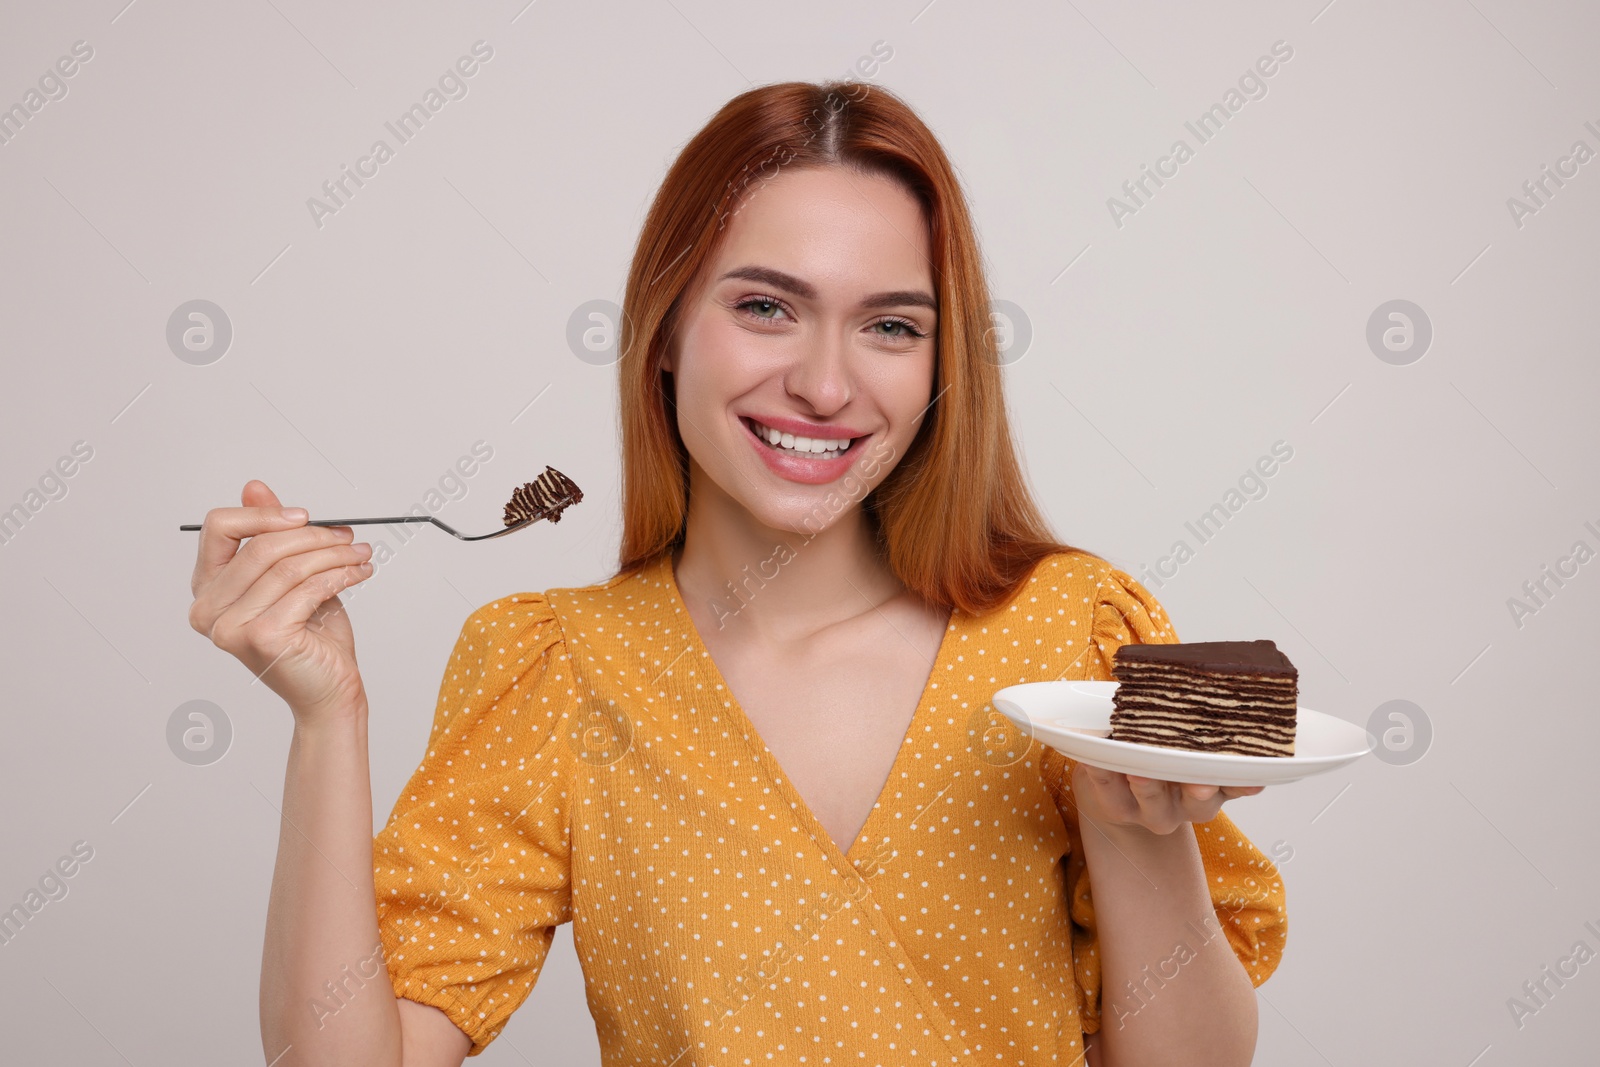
[750,419,854,460]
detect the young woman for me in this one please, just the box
[191,80,1285,1066]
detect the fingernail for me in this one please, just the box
[281,508,308,521]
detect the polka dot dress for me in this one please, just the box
[372,551,1288,1059]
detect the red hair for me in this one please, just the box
[615,79,1086,616]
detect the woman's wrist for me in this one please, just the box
[1090,815,1183,846]
[290,693,370,739]
[1080,811,1205,877]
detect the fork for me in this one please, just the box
[177,493,580,542]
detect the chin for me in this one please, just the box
[747,498,842,538]
[757,482,878,538]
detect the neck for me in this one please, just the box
[672,460,905,642]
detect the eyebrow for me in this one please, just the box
[717,265,938,313]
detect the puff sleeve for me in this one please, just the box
[372,593,576,1055]
[1039,564,1290,1034]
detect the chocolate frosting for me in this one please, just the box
[1114,639,1296,678]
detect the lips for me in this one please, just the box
[738,416,867,486]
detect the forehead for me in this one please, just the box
[710,164,932,294]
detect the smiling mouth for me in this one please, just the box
[741,417,863,461]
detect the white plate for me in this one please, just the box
[991,680,1373,787]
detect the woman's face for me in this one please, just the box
[663,164,938,536]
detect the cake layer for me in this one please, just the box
[1114,705,1294,724]
[1113,703,1299,729]
[1120,684,1292,710]
[1110,702,1295,726]
[1113,666,1297,694]
[1114,660,1297,682]
[1108,728,1294,758]
[1113,723,1299,748]
[1113,716,1299,742]
[1113,687,1297,710]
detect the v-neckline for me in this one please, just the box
[656,551,962,870]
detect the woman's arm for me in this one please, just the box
[181,487,460,1063]
[1071,765,1261,1067]
[259,702,470,1067]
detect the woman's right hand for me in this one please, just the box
[188,479,375,725]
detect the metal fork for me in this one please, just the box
[178,494,578,542]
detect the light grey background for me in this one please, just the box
[2,0,1596,1063]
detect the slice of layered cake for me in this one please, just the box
[502,467,583,527]
[1109,640,1297,757]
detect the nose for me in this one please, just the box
[783,325,854,413]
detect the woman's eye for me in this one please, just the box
[736,297,787,321]
[873,318,925,339]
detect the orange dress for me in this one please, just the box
[372,550,1287,1061]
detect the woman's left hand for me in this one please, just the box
[1069,760,1263,837]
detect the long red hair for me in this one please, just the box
[615,79,1086,616]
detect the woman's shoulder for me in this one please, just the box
[464,557,667,636]
[1029,548,1118,588]
[971,548,1176,641]
[427,568,653,735]
[984,549,1137,612]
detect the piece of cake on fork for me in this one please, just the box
[1109,639,1298,757]
[502,467,583,527]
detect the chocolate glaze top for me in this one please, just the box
[1114,639,1297,678]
